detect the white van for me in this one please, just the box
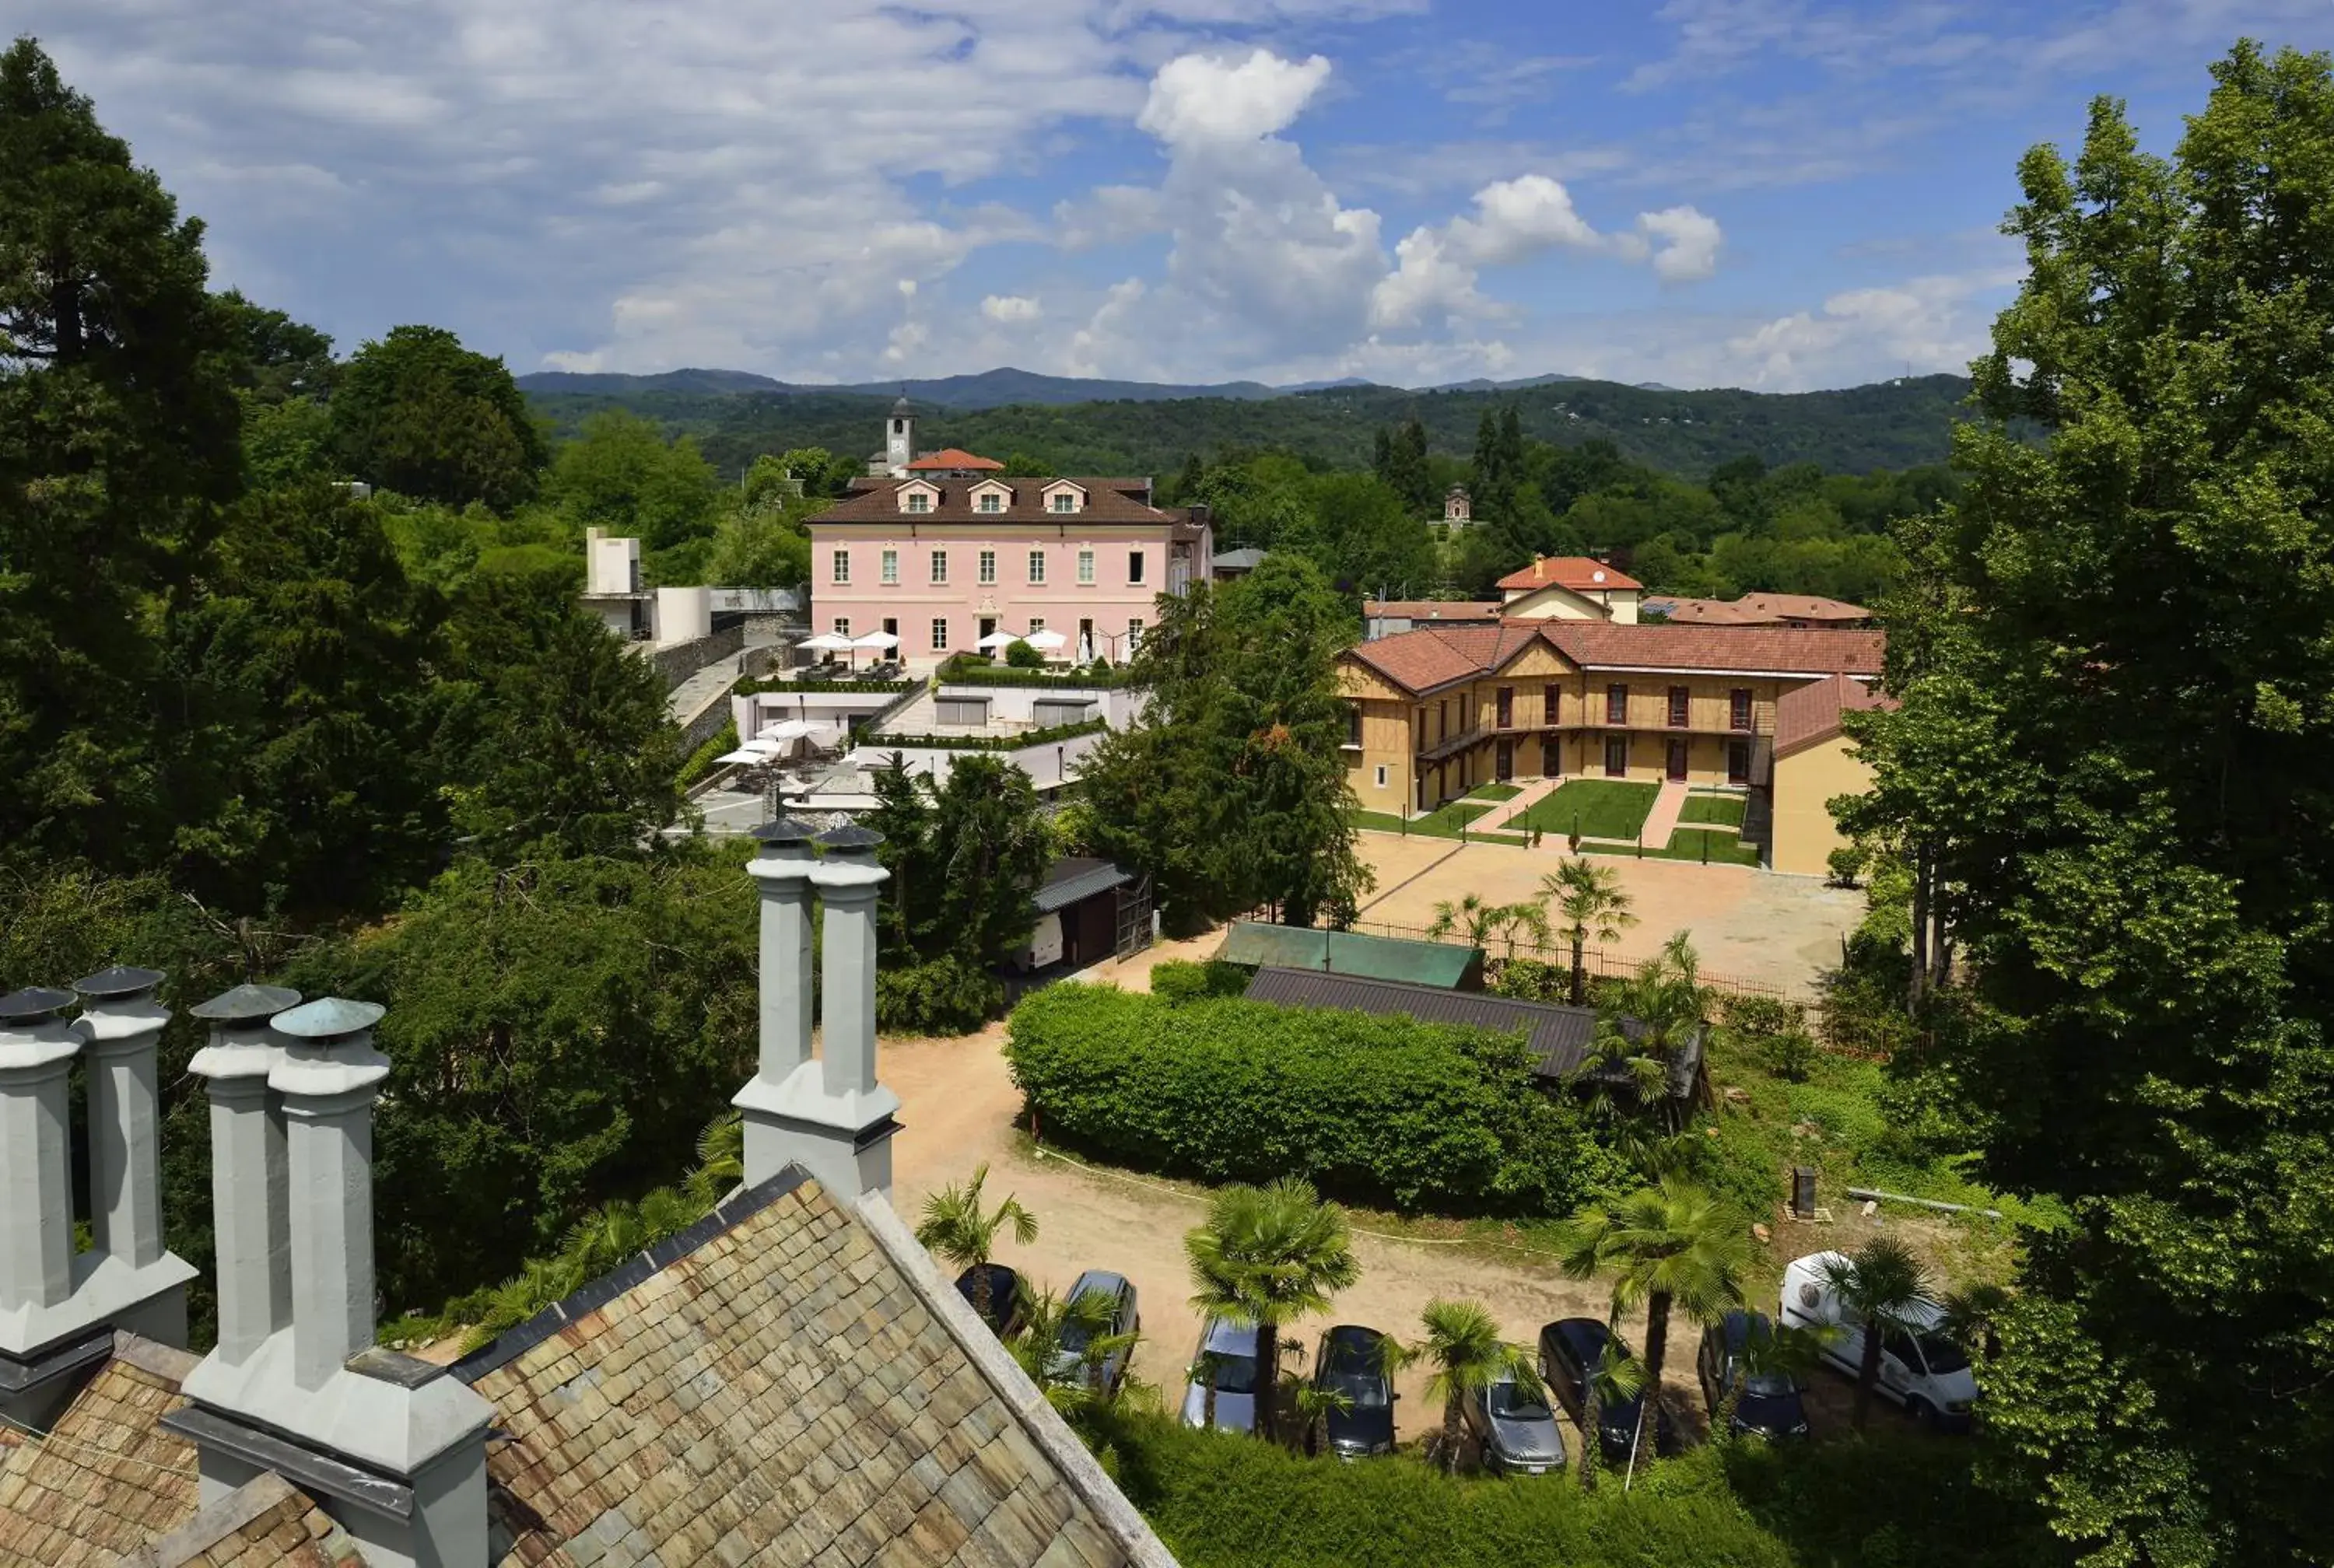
[1779,1252,1978,1430]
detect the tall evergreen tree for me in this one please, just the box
[1842,43,2334,1565]
[0,37,242,870]
[331,324,547,510]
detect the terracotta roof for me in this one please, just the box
[1734,593,1870,622]
[1495,556,1642,593]
[1540,621,1886,675]
[1645,597,1765,625]
[1773,671,1896,758]
[1364,600,1501,623]
[905,450,1005,471]
[812,478,1181,527]
[0,1337,202,1564]
[457,1170,1165,1568]
[1345,622,1543,695]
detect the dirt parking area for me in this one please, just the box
[1351,834,1863,996]
[888,947,1633,1447]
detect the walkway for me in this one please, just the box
[1480,775,1561,834]
[668,649,744,729]
[1639,779,1690,851]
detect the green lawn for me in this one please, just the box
[1350,800,1532,845]
[1467,782,1523,801]
[1514,779,1659,841]
[1678,793,1748,828]
[1585,828,1762,866]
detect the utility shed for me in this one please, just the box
[1217,922,1484,991]
[1018,857,1144,972]
[1242,967,1699,1096]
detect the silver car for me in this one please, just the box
[1050,1269,1139,1395]
[1462,1370,1567,1475]
[1179,1317,1260,1433]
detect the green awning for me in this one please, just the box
[1216,922,1481,989]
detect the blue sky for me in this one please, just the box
[20,1,2334,390]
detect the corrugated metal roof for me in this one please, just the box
[1034,858,1132,914]
[1218,922,1479,989]
[1241,967,1699,1094]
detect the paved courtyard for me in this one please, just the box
[1351,833,1863,996]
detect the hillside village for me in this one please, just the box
[1,26,2330,1568]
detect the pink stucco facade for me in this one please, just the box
[807,514,1212,668]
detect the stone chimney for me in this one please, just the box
[733,822,901,1199]
[0,975,196,1430]
[187,983,301,1367]
[176,996,492,1568]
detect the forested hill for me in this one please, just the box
[522,373,1975,482]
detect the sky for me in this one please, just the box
[19,1,2334,392]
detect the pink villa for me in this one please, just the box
[806,400,1214,669]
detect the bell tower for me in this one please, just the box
[885,396,915,478]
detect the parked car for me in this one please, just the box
[1179,1317,1261,1433]
[1537,1318,1679,1465]
[1696,1311,1811,1441]
[1780,1252,1978,1430]
[1460,1370,1567,1475]
[1052,1269,1139,1394]
[953,1262,1025,1338]
[1310,1325,1397,1458]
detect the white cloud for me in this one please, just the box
[981,293,1041,323]
[1726,268,2014,386]
[1448,175,1604,264]
[1637,205,1723,281]
[1136,49,1333,146]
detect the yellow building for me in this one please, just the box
[1768,673,1895,875]
[1495,555,1643,623]
[1337,621,1887,862]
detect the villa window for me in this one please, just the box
[831,549,850,585]
[930,550,948,584]
[1127,618,1144,651]
[881,548,899,586]
[978,550,997,585]
[1730,688,1754,731]
[1129,550,1146,585]
[1078,549,1095,584]
[1606,684,1628,725]
[905,492,930,513]
[1029,618,1046,635]
[1051,492,1077,514]
[1543,684,1560,725]
[1028,549,1046,585]
[1668,686,1689,727]
[1496,687,1513,728]
[832,617,850,637]
[977,492,1002,513]
[930,618,949,652]
[1346,705,1364,747]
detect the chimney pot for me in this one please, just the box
[0,986,76,1023]
[71,965,166,1001]
[265,998,391,1391]
[190,984,302,1363]
[72,967,173,1274]
[0,990,81,1318]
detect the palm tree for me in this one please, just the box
[1427,892,1504,947]
[1493,900,1551,960]
[1598,932,1713,1127]
[1938,1281,2012,1365]
[914,1162,1038,1325]
[1008,1282,1134,1421]
[1291,1381,1351,1457]
[1185,1178,1360,1443]
[1573,1339,1645,1489]
[1819,1237,1936,1430]
[1415,1299,1540,1475]
[1538,858,1638,1004]
[1558,1178,1750,1475]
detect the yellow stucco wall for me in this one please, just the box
[1771,734,1872,876]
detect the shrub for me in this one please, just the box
[1758,1029,1821,1082]
[1484,956,1568,1003]
[1004,985,1628,1213]
[1150,959,1252,1004]
[1004,638,1046,668]
[1096,1411,1793,1568]
[1826,844,1868,887]
[677,722,737,789]
[1716,994,1806,1039]
[875,954,1005,1036]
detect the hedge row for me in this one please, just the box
[1004,985,1630,1213]
[1099,1413,1793,1568]
[864,716,1107,751]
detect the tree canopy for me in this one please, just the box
[331,324,548,509]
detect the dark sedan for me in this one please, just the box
[1311,1325,1397,1458]
[1697,1311,1811,1442]
[954,1262,1025,1337]
[1538,1318,1679,1466]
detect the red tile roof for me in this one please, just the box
[1365,600,1502,622]
[1496,556,1642,593]
[1651,593,1871,625]
[812,478,1180,527]
[1344,619,1885,695]
[1774,671,1897,758]
[904,448,1005,471]
[1648,597,1765,625]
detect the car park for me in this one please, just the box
[1311,1325,1397,1458]
[1052,1269,1139,1393]
[1780,1252,1978,1430]
[1537,1318,1679,1465]
[1179,1317,1261,1433]
[1696,1310,1811,1441]
[1460,1370,1567,1475]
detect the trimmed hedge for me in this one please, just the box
[733,674,916,695]
[937,655,1136,689]
[864,716,1108,751]
[1148,959,1251,1004]
[1004,985,1630,1213]
[1099,1412,1793,1568]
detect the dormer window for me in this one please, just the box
[896,480,941,515]
[968,479,1013,515]
[978,493,1001,513]
[1051,493,1074,513]
[906,492,929,513]
[1042,481,1086,515]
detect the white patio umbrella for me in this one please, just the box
[1022,628,1067,652]
[740,738,785,756]
[974,629,1018,651]
[1076,630,1095,663]
[759,719,820,743]
[799,632,853,653]
[852,629,899,651]
[712,747,766,767]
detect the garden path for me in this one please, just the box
[1637,779,1690,851]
